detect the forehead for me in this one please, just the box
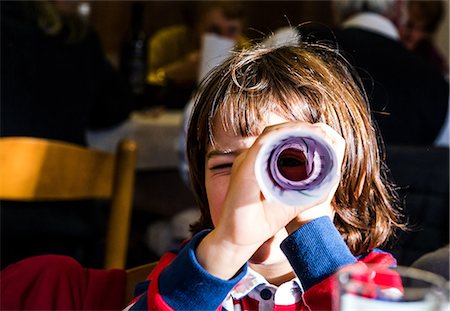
[208,112,289,150]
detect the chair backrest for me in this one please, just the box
[385,145,449,266]
[0,137,137,269]
[124,261,158,307]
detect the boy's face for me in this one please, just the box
[204,113,292,265]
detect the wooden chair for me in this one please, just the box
[0,137,137,269]
[124,261,159,306]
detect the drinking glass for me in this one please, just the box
[333,264,448,311]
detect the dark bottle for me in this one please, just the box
[120,1,147,97]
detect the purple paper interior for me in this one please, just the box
[267,137,333,191]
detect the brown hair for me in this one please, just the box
[186,40,405,255]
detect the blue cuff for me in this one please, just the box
[280,216,356,291]
[159,230,248,310]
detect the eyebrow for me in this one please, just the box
[206,149,243,159]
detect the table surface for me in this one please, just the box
[87,110,183,170]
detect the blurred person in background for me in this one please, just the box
[146,1,248,109]
[1,1,132,146]
[400,0,448,79]
[1,1,132,268]
[331,0,449,146]
[399,0,448,147]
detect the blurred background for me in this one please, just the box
[87,1,448,67]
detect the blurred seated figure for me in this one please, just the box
[400,0,449,79]
[146,1,248,109]
[330,0,449,146]
[400,1,449,147]
[1,1,132,146]
[262,0,449,146]
[0,1,132,268]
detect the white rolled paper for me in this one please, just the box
[254,129,339,206]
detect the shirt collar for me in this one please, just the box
[342,12,399,41]
[229,267,302,300]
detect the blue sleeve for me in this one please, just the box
[158,230,248,310]
[280,216,356,291]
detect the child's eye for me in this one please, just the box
[207,153,236,174]
[210,163,233,171]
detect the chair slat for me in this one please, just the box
[0,137,114,200]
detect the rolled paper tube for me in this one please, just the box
[254,129,339,206]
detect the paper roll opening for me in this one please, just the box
[255,130,339,206]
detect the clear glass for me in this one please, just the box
[333,265,449,311]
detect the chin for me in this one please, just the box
[249,236,286,265]
[248,237,272,263]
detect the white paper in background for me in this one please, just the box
[198,33,235,83]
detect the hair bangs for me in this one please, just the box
[207,58,318,146]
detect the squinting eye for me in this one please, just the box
[210,163,233,171]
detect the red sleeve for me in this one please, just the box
[127,252,177,311]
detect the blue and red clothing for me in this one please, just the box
[127,216,399,310]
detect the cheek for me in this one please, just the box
[205,173,230,227]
